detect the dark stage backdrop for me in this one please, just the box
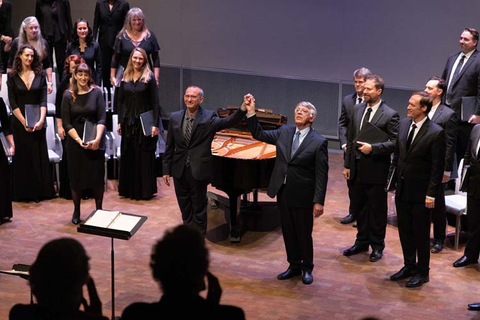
[10,0,480,138]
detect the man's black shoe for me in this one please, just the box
[343,245,368,256]
[277,268,302,280]
[369,250,383,262]
[340,214,355,224]
[431,239,444,254]
[406,274,429,288]
[390,266,416,281]
[468,303,480,311]
[453,256,478,268]
[302,271,313,285]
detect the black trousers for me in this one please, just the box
[350,181,387,251]
[101,45,113,90]
[396,198,431,275]
[432,185,447,241]
[456,122,474,162]
[173,165,208,236]
[464,196,480,261]
[277,187,314,271]
[47,37,67,80]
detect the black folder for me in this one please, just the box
[25,104,47,129]
[139,110,155,136]
[0,132,12,164]
[461,96,477,121]
[355,122,389,145]
[83,120,106,150]
[460,165,470,192]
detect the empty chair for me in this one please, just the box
[45,116,63,193]
[445,158,467,250]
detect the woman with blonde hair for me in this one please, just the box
[61,63,106,224]
[117,47,160,200]
[7,16,53,94]
[110,7,160,88]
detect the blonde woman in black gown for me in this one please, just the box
[117,47,159,199]
[61,63,106,224]
[7,44,55,202]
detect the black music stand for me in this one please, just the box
[0,264,32,304]
[77,210,147,320]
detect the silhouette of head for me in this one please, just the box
[150,225,209,296]
[29,238,90,311]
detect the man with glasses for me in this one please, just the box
[243,94,329,285]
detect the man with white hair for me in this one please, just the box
[243,94,329,285]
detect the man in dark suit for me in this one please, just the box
[243,94,328,285]
[461,125,480,310]
[342,75,399,262]
[453,124,480,271]
[162,86,247,236]
[424,77,458,253]
[441,27,480,162]
[389,92,445,288]
[338,67,372,225]
[93,0,130,88]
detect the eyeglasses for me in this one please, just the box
[294,108,311,115]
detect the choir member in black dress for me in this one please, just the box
[35,0,72,80]
[6,17,53,94]
[0,97,14,223]
[93,0,130,92]
[55,54,85,199]
[117,47,159,200]
[9,238,108,320]
[0,0,13,75]
[62,63,106,224]
[7,44,55,202]
[66,18,102,85]
[110,7,160,88]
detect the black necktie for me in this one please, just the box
[184,118,193,145]
[406,124,417,151]
[357,97,362,104]
[447,54,466,100]
[361,107,372,130]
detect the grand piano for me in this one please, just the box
[210,106,287,242]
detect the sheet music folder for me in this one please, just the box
[355,122,389,145]
[461,96,477,121]
[78,210,147,240]
[82,121,106,150]
[139,110,155,136]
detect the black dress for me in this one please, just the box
[0,98,12,218]
[66,41,103,85]
[7,71,55,201]
[117,76,159,199]
[61,88,106,189]
[111,31,160,70]
[55,76,71,199]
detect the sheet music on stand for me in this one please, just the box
[77,209,147,320]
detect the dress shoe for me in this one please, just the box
[71,211,81,225]
[453,255,478,268]
[277,268,301,280]
[406,274,429,288]
[340,213,355,224]
[390,266,416,281]
[369,250,383,262]
[302,271,313,285]
[468,303,480,311]
[343,245,368,256]
[431,239,444,254]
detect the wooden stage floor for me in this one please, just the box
[0,152,479,320]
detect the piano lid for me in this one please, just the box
[217,106,287,130]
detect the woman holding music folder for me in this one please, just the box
[117,47,159,200]
[0,97,14,222]
[61,63,106,224]
[7,44,55,202]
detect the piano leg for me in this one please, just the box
[228,193,242,243]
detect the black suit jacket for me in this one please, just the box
[344,101,399,184]
[464,124,480,200]
[392,117,445,202]
[35,0,72,39]
[93,0,130,48]
[431,103,458,174]
[163,106,246,182]
[246,115,328,207]
[441,50,480,116]
[338,92,358,148]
